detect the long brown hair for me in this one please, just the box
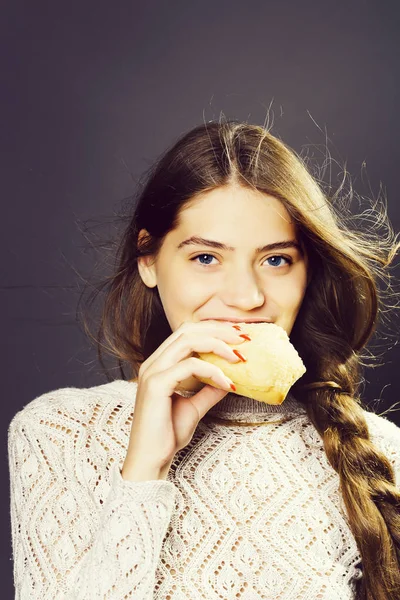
[78,119,400,599]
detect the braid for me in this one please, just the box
[297,384,400,599]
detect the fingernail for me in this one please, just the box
[239,334,251,341]
[233,349,247,362]
[232,325,242,331]
[230,383,236,391]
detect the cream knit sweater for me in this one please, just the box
[8,379,400,599]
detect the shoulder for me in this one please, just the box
[362,408,400,485]
[8,379,139,438]
[7,380,142,534]
[363,408,400,444]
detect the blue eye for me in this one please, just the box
[191,254,293,268]
[266,256,292,267]
[192,254,217,266]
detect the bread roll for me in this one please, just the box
[194,322,306,405]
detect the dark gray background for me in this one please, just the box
[2,1,400,594]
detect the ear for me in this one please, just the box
[137,229,158,289]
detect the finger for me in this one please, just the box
[182,384,229,421]
[141,333,245,388]
[151,356,234,399]
[140,321,245,377]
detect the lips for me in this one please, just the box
[203,318,274,323]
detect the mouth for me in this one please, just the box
[203,318,274,323]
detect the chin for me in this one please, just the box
[276,322,291,335]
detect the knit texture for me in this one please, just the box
[8,379,400,599]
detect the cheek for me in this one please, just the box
[165,273,206,308]
[279,270,307,306]
[183,282,212,305]
[294,273,308,307]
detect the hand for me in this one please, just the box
[122,320,248,476]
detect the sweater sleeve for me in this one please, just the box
[8,410,179,600]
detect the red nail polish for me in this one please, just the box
[239,334,251,341]
[232,325,242,330]
[230,383,236,391]
[233,349,247,362]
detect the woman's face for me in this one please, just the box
[137,184,309,389]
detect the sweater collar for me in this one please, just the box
[107,380,307,424]
[173,388,306,424]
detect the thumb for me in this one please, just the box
[189,384,230,421]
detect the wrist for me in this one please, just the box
[121,460,170,482]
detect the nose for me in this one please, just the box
[221,267,265,309]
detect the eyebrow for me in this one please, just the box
[177,235,303,255]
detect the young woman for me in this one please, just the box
[8,120,400,599]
